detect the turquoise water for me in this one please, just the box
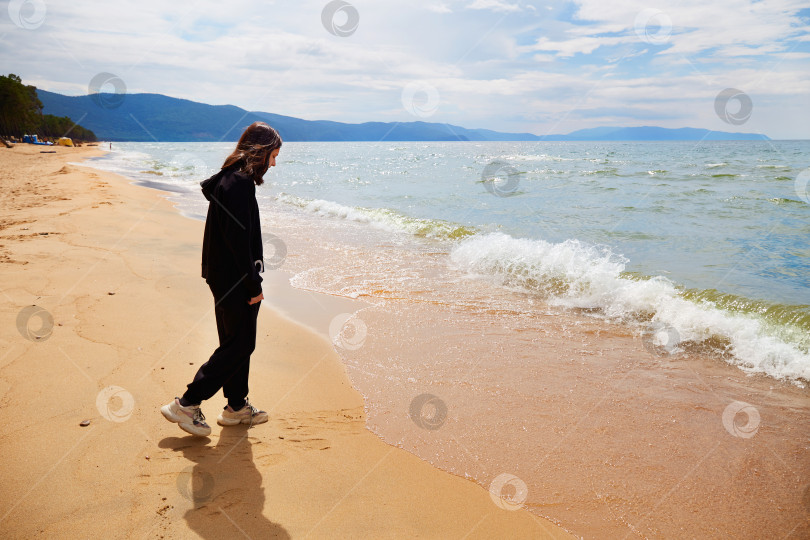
[84,140,810,382]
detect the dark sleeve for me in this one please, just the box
[216,177,263,298]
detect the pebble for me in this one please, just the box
[80,420,91,427]
[108,292,115,295]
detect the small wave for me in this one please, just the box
[706,163,727,168]
[602,230,661,241]
[768,197,805,206]
[711,173,738,178]
[496,154,578,162]
[497,154,551,161]
[682,289,810,338]
[276,193,477,241]
[583,168,619,176]
[450,233,810,383]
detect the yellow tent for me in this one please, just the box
[57,137,74,147]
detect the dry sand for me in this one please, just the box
[0,144,572,539]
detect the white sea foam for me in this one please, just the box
[275,193,475,240]
[450,233,810,384]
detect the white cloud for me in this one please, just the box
[561,0,810,58]
[426,3,452,14]
[529,36,625,57]
[465,0,522,13]
[0,0,808,138]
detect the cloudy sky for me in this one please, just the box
[3,0,809,138]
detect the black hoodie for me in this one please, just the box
[200,167,264,299]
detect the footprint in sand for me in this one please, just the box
[285,438,331,451]
[256,453,287,467]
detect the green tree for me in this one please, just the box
[0,74,96,141]
[0,74,42,135]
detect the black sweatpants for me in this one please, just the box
[182,282,260,410]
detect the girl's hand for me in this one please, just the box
[248,293,264,305]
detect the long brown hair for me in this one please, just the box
[221,122,282,185]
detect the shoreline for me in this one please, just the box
[79,143,810,538]
[0,145,572,538]
[88,140,810,387]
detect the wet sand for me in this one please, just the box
[346,301,810,538]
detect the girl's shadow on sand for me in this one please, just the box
[159,427,290,539]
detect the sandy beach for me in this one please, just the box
[0,145,571,539]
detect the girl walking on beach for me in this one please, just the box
[161,122,282,437]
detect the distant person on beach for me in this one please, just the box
[161,122,282,437]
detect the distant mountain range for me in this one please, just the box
[37,89,771,142]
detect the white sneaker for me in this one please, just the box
[217,398,268,427]
[161,397,211,437]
